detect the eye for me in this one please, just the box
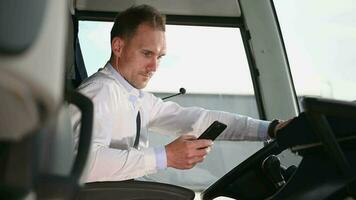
[142,50,153,58]
[158,54,165,60]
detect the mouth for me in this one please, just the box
[140,72,153,79]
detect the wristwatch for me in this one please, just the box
[267,119,280,138]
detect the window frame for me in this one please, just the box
[73,9,267,119]
[270,0,301,113]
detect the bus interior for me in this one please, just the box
[1,0,356,199]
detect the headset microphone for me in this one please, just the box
[162,87,186,100]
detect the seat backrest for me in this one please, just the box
[0,0,73,198]
[40,104,75,177]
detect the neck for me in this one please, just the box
[110,57,121,74]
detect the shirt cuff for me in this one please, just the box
[258,120,271,140]
[154,146,167,170]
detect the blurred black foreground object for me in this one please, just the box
[201,97,356,200]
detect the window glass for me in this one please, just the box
[79,22,255,95]
[78,21,112,76]
[79,21,262,190]
[273,0,356,102]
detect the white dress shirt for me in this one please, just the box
[70,62,270,182]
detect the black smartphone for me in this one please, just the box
[198,121,227,140]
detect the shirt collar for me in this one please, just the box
[106,62,144,99]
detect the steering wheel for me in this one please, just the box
[201,97,356,200]
[201,140,285,200]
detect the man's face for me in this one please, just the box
[115,23,166,89]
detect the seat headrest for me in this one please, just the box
[0,0,48,54]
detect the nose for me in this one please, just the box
[147,57,159,72]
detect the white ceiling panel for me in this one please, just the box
[75,0,241,17]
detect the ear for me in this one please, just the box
[111,37,125,57]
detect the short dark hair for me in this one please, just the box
[110,4,166,42]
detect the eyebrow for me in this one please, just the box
[142,48,166,57]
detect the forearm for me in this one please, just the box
[150,100,270,140]
[197,110,270,141]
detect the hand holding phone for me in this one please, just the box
[198,121,227,141]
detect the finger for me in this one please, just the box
[276,119,292,131]
[191,155,206,165]
[280,119,292,128]
[195,139,213,149]
[196,156,205,163]
[182,134,197,140]
[192,147,211,157]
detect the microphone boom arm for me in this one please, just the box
[162,88,186,100]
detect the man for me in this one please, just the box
[71,4,284,182]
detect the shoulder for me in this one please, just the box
[80,68,115,87]
[77,70,122,100]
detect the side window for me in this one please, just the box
[78,21,112,76]
[79,21,262,190]
[273,0,356,105]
